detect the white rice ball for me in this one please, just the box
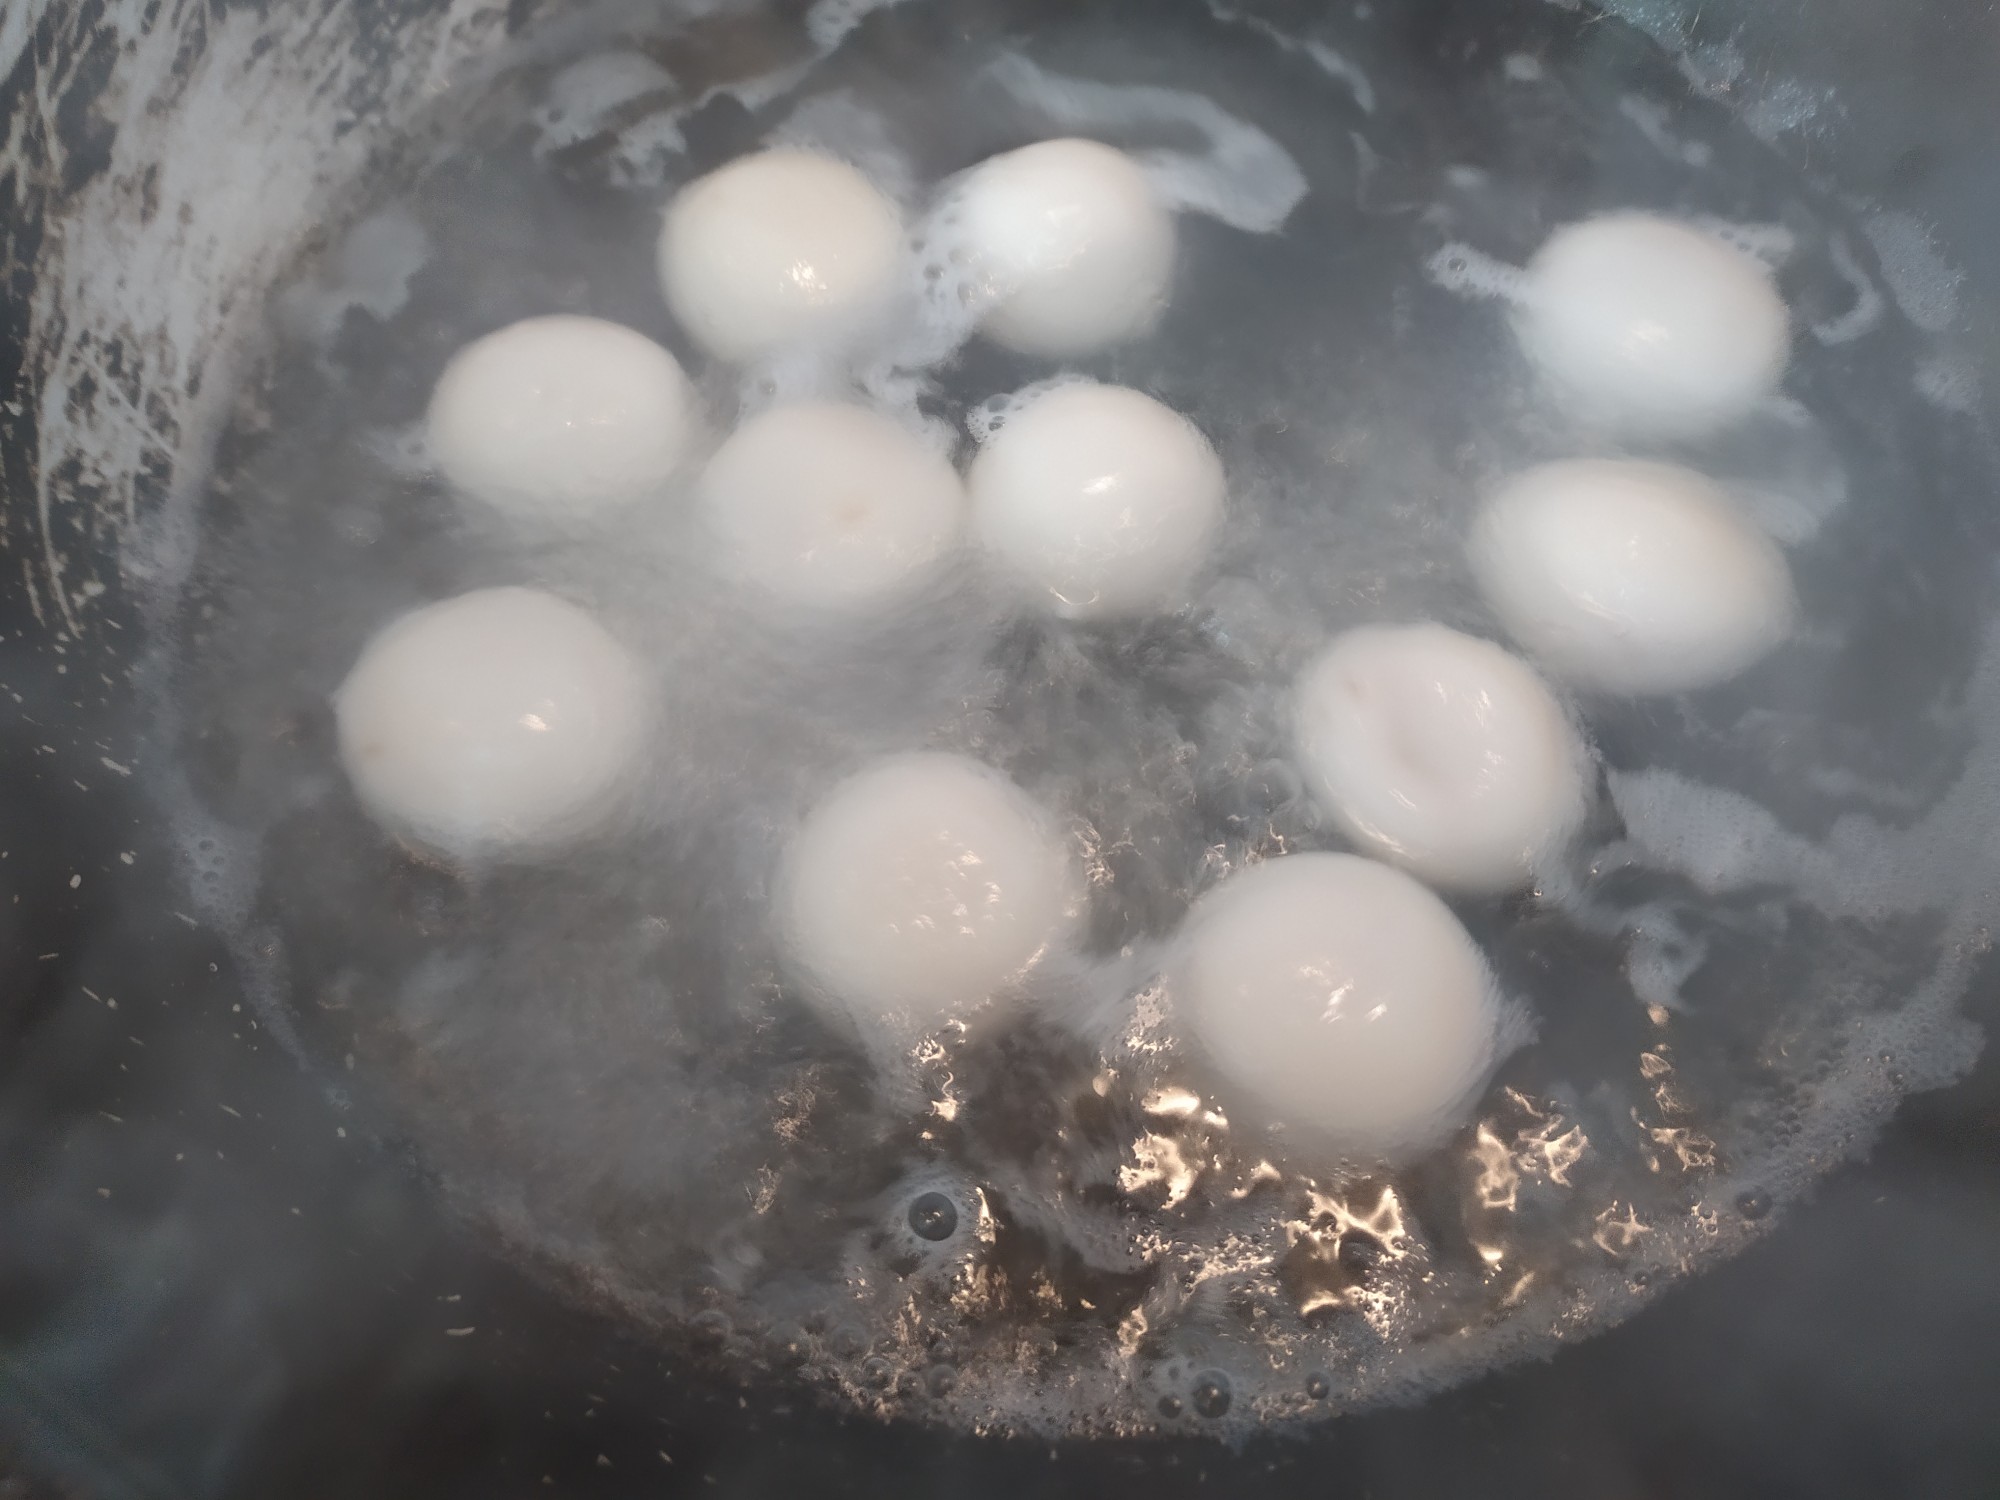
[658,149,905,363]
[968,381,1224,619]
[1176,853,1503,1155]
[952,137,1175,357]
[426,315,697,523]
[1514,212,1791,438]
[779,753,1076,1034]
[1470,458,1798,696]
[334,587,649,857]
[696,403,963,613]
[1293,623,1591,895]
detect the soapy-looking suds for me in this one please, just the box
[154,0,2000,1442]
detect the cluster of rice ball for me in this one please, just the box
[333,134,1799,1162]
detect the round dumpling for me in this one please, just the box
[658,150,905,363]
[426,315,697,523]
[1514,213,1791,439]
[696,403,963,613]
[968,382,1224,619]
[334,587,648,857]
[1176,853,1504,1155]
[952,137,1175,357]
[1470,458,1797,696]
[779,753,1077,1034]
[1293,623,1591,895]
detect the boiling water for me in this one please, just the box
[158,0,2000,1439]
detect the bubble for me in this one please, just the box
[1157,1394,1183,1419]
[770,1323,809,1366]
[926,1363,959,1397]
[1735,1190,1772,1220]
[908,1190,959,1241]
[1688,214,1796,269]
[1305,1372,1331,1400]
[1423,242,1528,301]
[861,1355,895,1388]
[1191,1371,1233,1419]
[690,1308,732,1344]
[962,375,1086,445]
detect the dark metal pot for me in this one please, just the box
[5,0,2000,1494]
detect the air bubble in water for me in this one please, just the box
[908,1191,959,1241]
[1191,1372,1233,1419]
[1423,242,1527,301]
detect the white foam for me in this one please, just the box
[1606,770,1831,899]
[1608,620,2000,920]
[1863,210,1965,334]
[1734,480,1845,547]
[1675,38,1745,96]
[1622,905,1709,1015]
[804,0,913,51]
[531,51,676,156]
[1423,241,1528,302]
[536,3,909,191]
[1688,215,1796,271]
[987,54,1307,236]
[275,207,431,352]
[1811,233,1887,345]
[1300,40,1375,114]
[964,375,1086,445]
[1618,95,1712,168]
[604,114,690,187]
[1738,77,1828,145]
[1915,350,1983,415]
